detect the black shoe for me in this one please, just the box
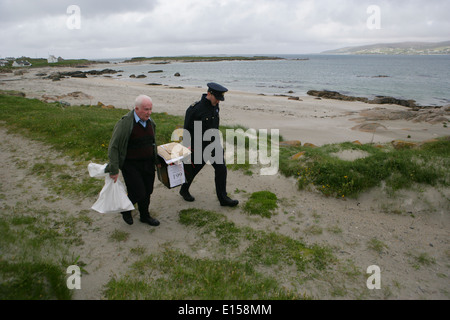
[140,215,160,226]
[121,211,133,225]
[180,188,195,202]
[220,197,239,207]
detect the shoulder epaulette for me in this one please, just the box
[190,100,200,108]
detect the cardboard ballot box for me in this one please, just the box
[156,142,191,189]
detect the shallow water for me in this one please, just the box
[108,54,450,106]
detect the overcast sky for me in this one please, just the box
[1,0,449,59]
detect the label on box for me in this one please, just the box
[167,163,185,188]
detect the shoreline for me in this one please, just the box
[1,63,448,146]
[4,58,447,107]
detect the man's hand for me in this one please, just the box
[110,174,119,183]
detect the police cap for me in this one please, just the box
[207,82,228,101]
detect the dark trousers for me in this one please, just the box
[121,159,155,217]
[182,155,228,201]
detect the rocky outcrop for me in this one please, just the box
[97,101,115,109]
[290,151,305,160]
[40,91,94,103]
[391,140,419,150]
[307,90,417,108]
[368,96,416,108]
[45,68,119,81]
[352,106,449,125]
[85,69,119,76]
[0,90,26,97]
[307,90,369,103]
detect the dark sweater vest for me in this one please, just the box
[126,121,154,161]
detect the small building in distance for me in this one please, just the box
[12,60,32,67]
[48,55,58,63]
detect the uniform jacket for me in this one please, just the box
[183,94,220,152]
[105,110,158,175]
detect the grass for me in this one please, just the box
[125,56,283,63]
[279,140,450,198]
[0,203,90,299]
[109,229,130,243]
[0,261,72,300]
[244,191,278,218]
[367,238,388,254]
[179,208,241,247]
[407,252,436,270]
[104,208,334,299]
[0,94,185,162]
[31,161,103,198]
[105,249,299,300]
[179,209,334,271]
[0,57,104,71]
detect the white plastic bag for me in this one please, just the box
[88,163,135,214]
[88,163,108,178]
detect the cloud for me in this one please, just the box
[0,0,158,23]
[1,0,449,59]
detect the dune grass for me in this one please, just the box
[105,208,333,300]
[279,140,449,198]
[0,94,184,161]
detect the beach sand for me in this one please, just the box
[1,63,449,300]
[2,63,449,145]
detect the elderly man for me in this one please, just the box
[105,95,160,226]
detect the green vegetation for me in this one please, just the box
[244,191,278,218]
[367,238,388,254]
[0,94,184,161]
[0,203,91,299]
[179,208,241,247]
[125,56,283,63]
[105,208,333,299]
[279,140,449,198]
[408,252,436,270]
[0,57,104,71]
[0,261,72,300]
[105,248,298,300]
[109,229,130,243]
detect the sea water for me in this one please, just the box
[110,54,450,106]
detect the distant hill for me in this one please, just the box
[322,41,450,55]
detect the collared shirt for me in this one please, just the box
[134,111,147,128]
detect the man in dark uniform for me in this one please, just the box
[179,83,239,207]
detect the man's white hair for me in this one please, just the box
[135,95,152,108]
